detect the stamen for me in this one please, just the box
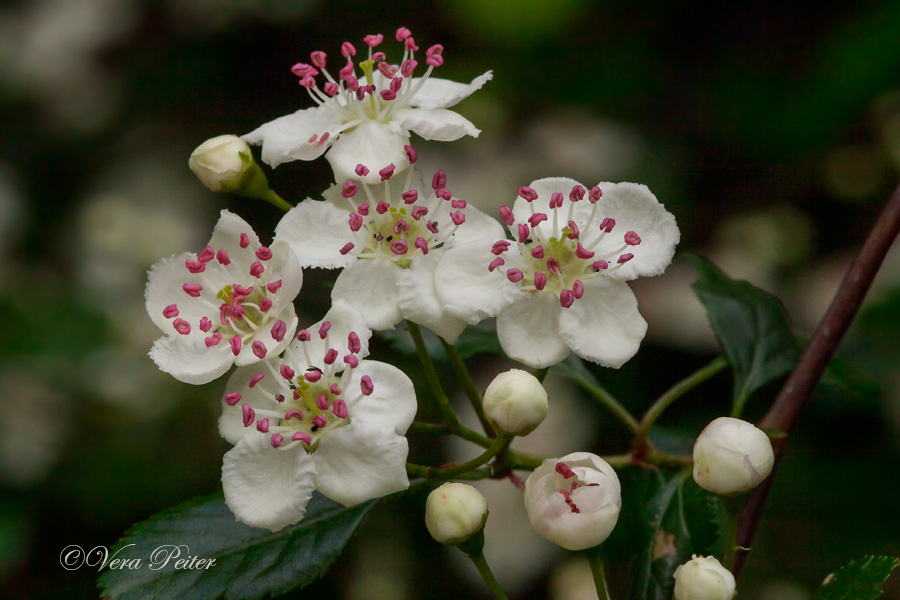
[256,419,270,433]
[450,211,465,225]
[415,237,428,254]
[401,59,417,77]
[270,433,284,448]
[547,258,561,274]
[393,220,410,235]
[183,283,202,297]
[163,304,179,319]
[599,217,615,233]
[488,257,505,272]
[425,45,444,67]
[342,181,358,198]
[451,199,466,209]
[518,186,538,202]
[379,164,395,181]
[402,190,418,204]
[349,213,363,232]
[411,206,428,220]
[225,392,241,406]
[305,369,322,382]
[391,240,408,255]
[341,41,356,58]
[432,170,446,190]
[507,269,524,282]
[534,273,547,290]
[284,409,303,421]
[560,290,575,308]
[240,233,250,248]
[361,375,374,395]
[549,193,564,209]
[200,316,212,332]
[343,355,359,368]
[517,224,530,243]
[316,394,330,410]
[555,462,577,479]
[570,185,586,202]
[531,246,544,259]
[256,247,272,261]
[376,201,390,214]
[280,365,296,380]
[319,321,332,339]
[242,405,255,427]
[348,332,361,353]
[249,373,264,387]
[292,431,312,444]
[355,164,370,177]
[492,240,511,255]
[617,253,634,264]
[340,242,355,255]
[230,336,241,356]
[575,243,595,259]
[589,186,602,203]
[363,33,383,47]
[593,260,609,271]
[259,298,273,312]
[333,399,348,418]
[252,341,267,359]
[528,213,548,227]
[312,415,328,429]
[205,333,222,347]
[573,280,584,299]
[185,260,205,274]
[396,27,412,41]
[296,329,311,342]
[499,205,515,226]
[250,262,264,278]
[624,231,642,245]
[566,220,580,239]
[173,319,191,335]
[324,348,338,364]
[217,249,230,265]
[404,145,417,164]
[271,320,287,342]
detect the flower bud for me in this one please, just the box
[482,369,549,436]
[692,416,774,495]
[425,483,488,545]
[524,452,621,551]
[189,135,255,192]
[673,555,736,600]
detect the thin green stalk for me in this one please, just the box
[407,322,459,427]
[409,420,493,447]
[586,546,610,600]
[467,549,508,600]
[581,379,640,434]
[722,495,744,572]
[441,339,494,436]
[261,189,293,212]
[407,434,512,480]
[634,356,729,446]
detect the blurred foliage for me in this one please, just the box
[1,0,900,598]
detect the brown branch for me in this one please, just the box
[734,183,900,577]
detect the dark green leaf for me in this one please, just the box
[605,469,722,600]
[98,492,376,600]
[687,254,800,413]
[377,320,503,361]
[814,556,900,600]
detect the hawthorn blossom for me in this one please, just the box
[243,27,492,184]
[524,452,621,551]
[434,177,680,368]
[146,210,302,384]
[275,160,505,342]
[218,302,417,532]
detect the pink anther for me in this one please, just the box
[593,260,609,271]
[340,182,358,199]
[451,199,467,209]
[343,355,359,368]
[224,392,241,406]
[377,62,398,78]
[432,170,447,190]
[401,190,419,205]
[566,220,580,239]
[304,369,322,382]
[242,405,255,427]
[450,211,465,226]
[560,290,575,308]
[358,203,369,216]
[376,201,390,214]
[312,415,328,429]
[240,233,250,248]
[573,280,584,299]
[534,272,547,291]
[349,213,363,232]
[488,257,505,272]
[355,164,370,177]
[230,336,241,356]
[499,205,515,226]
[507,269,524,283]
[547,258,562,274]
[411,206,428,220]
[617,253,634,264]
[256,418,270,433]
[249,373,264,387]
[624,231,642,246]
[296,329,310,342]
[267,280,282,294]
[492,240,511,255]
[205,332,223,347]
[280,364,295,380]
[256,246,272,261]
[316,394,330,410]
[252,341,267,359]
[270,433,283,448]
[426,221,439,234]
[363,33,383,47]
[324,348,338,365]
[216,249,230,265]
[518,186,538,202]
[310,51,327,68]
[173,318,191,335]
[318,321,331,339]
[415,237,429,254]
[401,59,417,78]
[271,319,287,342]
[341,41,356,58]
[317,131,330,146]
[394,220,410,234]
[570,185,586,202]
[518,223,530,243]
[200,316,212,332]
[284,409,303,421]
[361,375,374,395]
[531,245,545,259]
[404,145,417,164]
[426,45,444,67]
[323,82,339,96]
[291,63,314,77]
[435,188,452,201]
[575,242,595,259]
[185,260,205,274]
[599,218,616,233]
[348,331,362,354]
[550,192,564,209]
[333,399,348,419]
[339,61,354,79]
[198,246,215,262]
[396,27,412,41]
[404,37,418,52]
[340,242,355,255]
[233,284,253,297]
[163,304,179,319]
[589,186,602,203]
[555,462,577,478]
[380,89,397,101]
[390,239,408,255]
[183,283,202,297]
[330,383,341,395]
[292,431,312,444]
[528,213,548,228]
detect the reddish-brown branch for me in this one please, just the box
[734,183,900,577]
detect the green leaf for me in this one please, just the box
[604,469,722,600]
[98,492,376,600]
[377,320,503,361]
[687,253,800,414]
[814,556,900,600]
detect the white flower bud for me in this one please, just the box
[524,452,621,551]
[425,483,488,545]
[189,134,253,192]
[673,555,736,600]
[482,369,549,436]
[693,416,774,495]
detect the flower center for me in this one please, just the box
[491,184,642,308]
[227,322,375,451]
[160,233,287,359]
[338,161,467,268]
[292,27,445,139]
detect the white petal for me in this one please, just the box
[145,252,211,333]
[434,243,521,325]
[242,107,343,168]
[558,278,647,368]
[511,176,584,227]
[408,71,493,109]
[208,209,262,263]
[149,335,233,385]
[331,259,403,331]
[346,361,418,434]
[589,182,680,281]
[496,294,570,368]
[325,121,411,184]
[287,301,373,365]
[270,239,304,303]
[446,203,506,246]
[314,421,410,506]
[222,432,316,532]
[392,107,480,141]
[397,253,467,343]
[275,200,358,268]
[218,362,287,444]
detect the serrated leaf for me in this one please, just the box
[98,492,375,600]
[604,469,722,600]
[687,254,800,413]
[377,320,504,361]
[814,556,900,600]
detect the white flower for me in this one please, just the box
[218,302,417,531]
[425,482,489,545]
[673,555,736,600]
[275,165,505,342]
[242,27,492,184]
[482,368,548,436]
[188,135,253,192]
[146,210,303,384]
[435,177,680,368]
[693,417,774,495]
[523,452,621,551]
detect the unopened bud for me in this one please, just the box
[482,369,548,436]
[693,417,774,495]
[425,483,488,545]
[189,135,255,192]
[673,555,736,600]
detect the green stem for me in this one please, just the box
[260,189,293,213]
[634,356,729,446]
[583,379,640,434]
[408,322,459,427]
[406,434,513,480]
[586,545,610,600]
[722,495,745,572]
[441,339,494,436]
[467,548,508,599]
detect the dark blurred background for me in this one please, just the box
[2,0,900,598]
